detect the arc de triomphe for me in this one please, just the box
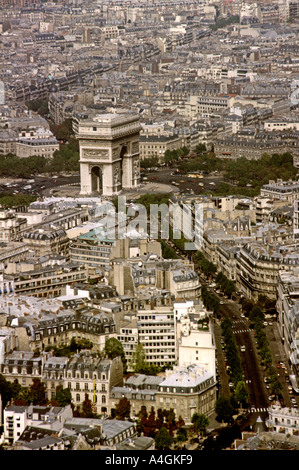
[74,113,141,196]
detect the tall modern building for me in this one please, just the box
[74,113,141,196]
[137,306,177,368]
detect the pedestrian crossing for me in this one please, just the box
[232,328,251,334]
[231,320,252,335]
[249,406,268,413]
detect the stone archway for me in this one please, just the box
[91,165,102,193]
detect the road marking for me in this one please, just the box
[250,407,268,413]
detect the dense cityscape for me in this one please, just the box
[0,0,298,453]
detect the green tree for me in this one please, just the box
[28,378,47,405]
[130,343,148,374]
[26,98,49,117]
[176,427,187,446]
[215,395,234,424]
[235,381,249,409]
[270,379,283,398]
[0,374,13,408]
[50,118,73,142]
[155,426,173,450]
[191,412,209,438]
[104,337,127,373]
[54,386,72,407]
[81,393,96,418]
[115,397,131,420]
[140,156,159,169]
[249,305,264,324]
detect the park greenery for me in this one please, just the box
[26,98,49,118]
[0,138,79,178]
[152,147,297,197]
[0,193,37,209]
[175,151,297,197]
[209,15,240,31]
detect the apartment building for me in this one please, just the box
[214,137,287,160]
[4,262,87,299]
[3,404,73,446]
[136,306,177,368]
[0,129,17,156]
[43,356,69,401]
[0,351,44,388]
[110,374,163,418]
[266,405,299,436]
[139,133,181,162]
[216,243,240,282]
[110,363,217,424]
[178,323,216,380]
[169,266,201,299]
[22,228,69,259]
[64,354,123,416]
[261,180,299,204]
[197,95,232,117]
[69,230,116,273]
[237,242,299,301]
[276,269,299,387]
[116,318,138,371]
[157,364,217,424]
[16,128,60,159]
[31,309,117,353]
[0,208,27,242]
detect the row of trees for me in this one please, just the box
[170,151,297,198]
[221,319,244,390]
[140,143,207,170]
[0,374,72,410]
[215,272,236,298]
[194,251,217,278]
[201,285,220,315]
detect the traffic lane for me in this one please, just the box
[264,322,298,408]
[220,302,269,410]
